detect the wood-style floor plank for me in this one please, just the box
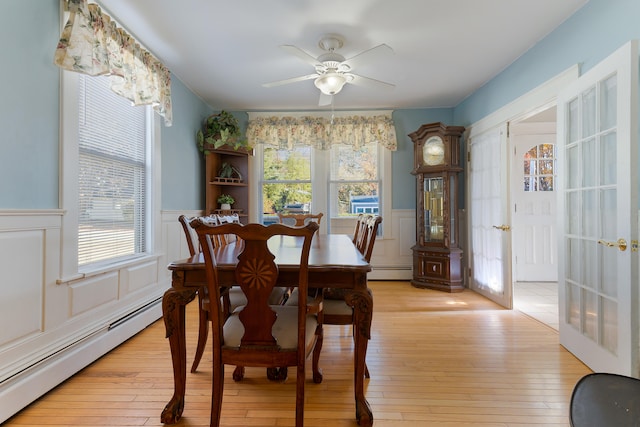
[5,281,591,426]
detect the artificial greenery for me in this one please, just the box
[196,110,249,154]
[218,162,243,180]
[217,194,235,205]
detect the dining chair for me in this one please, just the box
[288,214,381,378]
[351,213,366,248]
[324,214,382,378]
[570,372,640,426]
[277,212,324,226]
[177,215,286,373]
[191,220,323,427]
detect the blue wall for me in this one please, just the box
[391,109,454,209]
[3,0,639,212]
[0,1,212,211]
[0,1,60,208]
[161,78,212,210]
[454,0,640,125]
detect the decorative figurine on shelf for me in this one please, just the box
[218,162,243,182]
[217,194,235,211]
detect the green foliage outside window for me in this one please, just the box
[262,147,311,214]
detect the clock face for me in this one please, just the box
[422,136,445,166]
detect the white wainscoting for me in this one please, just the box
[0,208,415,423]
[0,210,168,423]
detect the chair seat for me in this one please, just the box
[227,286,287,312]
[288,288,352,312]
[323,298,354,317]
[570,372,640,426]
[224,305,319,352]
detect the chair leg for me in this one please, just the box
[191,289,209,373]
[210,359,224,427]
[267,367,288,381]
[232,365,245,381]
[295,363,305,427]
[312,324,323,383]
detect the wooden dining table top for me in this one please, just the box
[168,233,372,275]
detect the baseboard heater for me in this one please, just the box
[1,297,162,386]
[109,297,162,330]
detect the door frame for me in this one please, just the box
[509,120,559,283]
[465,65,579,308]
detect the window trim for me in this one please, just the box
[250,142,391,237]
[59,69,161,282]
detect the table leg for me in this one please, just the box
[160,286,196,424]
[345,285,374,427]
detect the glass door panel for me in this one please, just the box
[557,41,638,375]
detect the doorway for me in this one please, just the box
[510,108,559,330]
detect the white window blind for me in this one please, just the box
[77,74,148,267]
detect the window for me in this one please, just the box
[77,75,149,267]
[60,71,158,280]
[248,112,394,234]
[255,142,388,232]
[523,143,555,191]
[330,143,379,216]
[261,146,312,225]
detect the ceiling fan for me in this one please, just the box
[262,34,395,106]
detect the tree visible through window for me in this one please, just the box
[262,146,312,223]
[523,143,555,192]
[331,143,379,215]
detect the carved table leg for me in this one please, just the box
[345,284,374,427]
[160,286,196,424]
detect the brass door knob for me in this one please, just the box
[597,238,627,251]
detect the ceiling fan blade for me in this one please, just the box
[343,44,393,69]
[262,73,319,88]
[348,73,395,90]
[280,45,322,67]
[318,92,332,106]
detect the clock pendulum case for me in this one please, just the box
[409,122,465,292]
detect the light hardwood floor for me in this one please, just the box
[6,281,591,426]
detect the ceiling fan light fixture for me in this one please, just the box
[314,72,347,95]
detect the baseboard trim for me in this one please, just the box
[0,303,162,424]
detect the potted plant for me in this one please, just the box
[196,110,250,154]
[217,194,235,210]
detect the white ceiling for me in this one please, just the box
[99,0,588,112]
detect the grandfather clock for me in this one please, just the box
[409,122,465,292]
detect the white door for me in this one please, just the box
[511,124,558,282]
[557,41,639,375]
[468,124,512,308]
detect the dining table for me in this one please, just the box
[160,233,375,426]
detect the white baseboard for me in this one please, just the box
[369,267,412,281]
[0,302,162,424]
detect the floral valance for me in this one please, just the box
[246,114,397,151]
[54,0,172,126]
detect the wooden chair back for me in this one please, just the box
[179,214,227,254]
[351,213,365,247]
[277,212,323,226]
[353,214,383,261]
[191,220,322,427]
[178,214,198,256]
[177,214,242,373]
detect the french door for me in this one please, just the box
[556,41,639,375]
[468,124,512,308]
